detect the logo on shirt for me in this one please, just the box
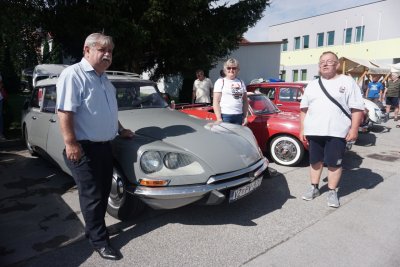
[339,86,346,93]
[231,82,243,99]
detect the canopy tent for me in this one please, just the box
[389,62,400,73]
[338,57,380,75]
[338,57,391,82]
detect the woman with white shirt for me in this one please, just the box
[213,58,249,125]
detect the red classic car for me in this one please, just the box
[178,93,308,166]
[247,82,306,113]
[247,81,372,132]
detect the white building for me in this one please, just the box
[153,40,283,97]
[209,40,282,85]
[268,0,400,81]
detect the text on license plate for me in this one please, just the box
[229,178,262,203]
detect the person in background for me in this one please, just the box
[192,69,213,104]
[365,74,384,103]
[383,72,400,121]
[0,75,7,140]
[300,51,364,208]
[56,33,134,261]
[219,69,225,78]
[213,58,249,126]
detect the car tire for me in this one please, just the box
[107,168,145,221]
[24,126,37,156]
[270,135,304,166]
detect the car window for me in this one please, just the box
[248,94,279,114]
[279,87,300,102]
[42,86,57,113]
[30,88,41,108]
[257,88,275,100]
[114,82,168,110]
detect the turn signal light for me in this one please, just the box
[139,178,170,187]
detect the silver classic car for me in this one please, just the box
[22,68,269,220]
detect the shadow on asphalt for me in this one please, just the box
[319,138,384,199]
[108,173,294,253]
[0,150,84,267]
[22,170,294,267]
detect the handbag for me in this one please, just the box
[318,77,351,120]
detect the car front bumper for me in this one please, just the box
[129,157,269,209]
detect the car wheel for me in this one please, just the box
[107,168,145,221]
[270,135,304,166]
[24,126,36,156]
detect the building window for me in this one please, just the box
[301,69,307,81]
[355,26,365,42]
[292,70,299,82]
[303,35,309,49]
[327,31,335,46]
[317,32,324,47]
[294,37,300,50]
[280,70,286,81]
[282,39,288,51]
[345,28,352,44]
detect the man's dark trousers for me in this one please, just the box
[63,141,113,248]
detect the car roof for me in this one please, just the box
[34,70,153,88]
[248,81,308,87]
[33,64,69,78]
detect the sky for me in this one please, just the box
[240,0,380,41]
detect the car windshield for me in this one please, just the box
[114,82,168,110]
[248,94,280,114]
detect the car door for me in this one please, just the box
[42,86,69,173]
[276,86,302,112]
[27,87,53,153]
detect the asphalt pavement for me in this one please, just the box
[1,118,400,267]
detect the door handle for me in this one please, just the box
[49,118,56,123]
[276,104,282,106]
[32,116,37,120]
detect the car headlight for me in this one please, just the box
[164,152,192,169]
[140,151,163,173]
[140,150,204,176]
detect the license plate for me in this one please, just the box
[229,178,262,203]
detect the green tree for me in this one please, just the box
[0,0,46,91]
[44,0,269,100]
[1,0,270,100]
[42,39,50,64]
[49,38,63,64]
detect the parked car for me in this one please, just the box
[178,93,308,166]
[248,80,387,131]
[21,67,269,221]
[247,81,307,113]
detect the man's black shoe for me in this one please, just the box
[94,245,122,260]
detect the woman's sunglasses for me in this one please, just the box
[226,67,237,70]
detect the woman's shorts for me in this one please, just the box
[221,113,243,125]
[307,136,346,167]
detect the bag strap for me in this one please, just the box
[318,77,351,120]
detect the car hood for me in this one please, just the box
[274,111,300,121]
[118,108,262,173]
[258,110,300,121]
